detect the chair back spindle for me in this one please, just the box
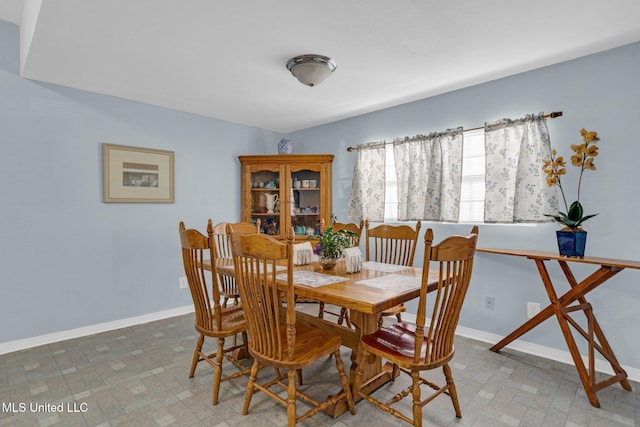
[365,220,421,266]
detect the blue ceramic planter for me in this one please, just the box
[556,230,587,258]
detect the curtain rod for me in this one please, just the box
[345,111,563,152]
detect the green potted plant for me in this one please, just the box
[542,128,601,257]
[310,226,356,270]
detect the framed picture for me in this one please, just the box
[102,143,175,203]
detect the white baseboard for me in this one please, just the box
[3,307,639,384]
[401,313,640,383]
[0,305,194,356]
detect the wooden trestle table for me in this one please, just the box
[202,257,437,417]
[478,247,640,407]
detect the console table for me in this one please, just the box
[477,247,640,407]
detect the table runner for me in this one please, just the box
[276,270,349,288]
[362,261,410,273]
[355,273,421,293]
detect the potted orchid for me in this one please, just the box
[542,128,601,256]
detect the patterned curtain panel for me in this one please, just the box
[484,114,558,223]
[393,127,463,222]
[348,142,386,221]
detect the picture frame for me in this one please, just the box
[102,143,175,203]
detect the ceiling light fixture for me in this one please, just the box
[286,54,337,87]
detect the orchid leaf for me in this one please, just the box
[568,201,583,222]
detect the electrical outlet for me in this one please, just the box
[527,302,540,319]
[485,296,495,310]
[179,277,188,289]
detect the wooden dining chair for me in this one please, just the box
[178,220,250,405]
[317,220,364,327]
[365,219,422,326]
[229,228,355,426]
[211,220,260,307]
[353,226,479,427]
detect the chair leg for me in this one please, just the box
[344,309,352,328]
[443,364,462,418]
[212,338,225,405]
[287,370,297,427]
[242,360,260,415]
[396,313,402,322]
[318,302,325,319]
[333,350,355,414]
[337,307,348,326]
[189,334,205,378]
[411,370,422,427]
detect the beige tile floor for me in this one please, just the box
[1,304,638,427]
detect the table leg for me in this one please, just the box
[489,303,556,352]
[557,262,632,394]
[349,311,396,391]
[495,259,630,408]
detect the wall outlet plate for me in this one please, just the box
[527,301,541,319]
[179,277,188,289]
[485,296,495,310]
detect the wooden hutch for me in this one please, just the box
[239,154,333,240]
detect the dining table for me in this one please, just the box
[202,256,437,418]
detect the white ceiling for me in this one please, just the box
[3,1,640,133]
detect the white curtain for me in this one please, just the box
[348,142,386,221]
[393,127,463,222]
[484,114,558,223]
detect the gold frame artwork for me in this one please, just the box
[102,143,175,203]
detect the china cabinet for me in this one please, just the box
[239,154,333,241]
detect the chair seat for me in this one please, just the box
[361,322,454,369]
[250,322,342,370]
[196,306,246,337]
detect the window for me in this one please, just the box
[459,129,485,223]
[383,144,398,221]
[383,129,485,223]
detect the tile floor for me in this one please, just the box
[1,304,639,427]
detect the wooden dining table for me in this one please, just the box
[478,247,640,408]
[202,256,437,417]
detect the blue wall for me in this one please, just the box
[289,41,640,368]
[3,17,640,372]
[0,21,281,342]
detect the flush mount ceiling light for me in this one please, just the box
[286,54,337,87]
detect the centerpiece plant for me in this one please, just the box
[310,226,356,270]
[542,128,601,230]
